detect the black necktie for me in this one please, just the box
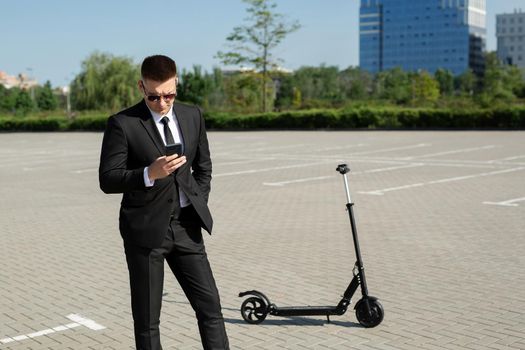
[161,116,175,145]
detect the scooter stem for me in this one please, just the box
[336,164,352,204]
[343,172,352,204]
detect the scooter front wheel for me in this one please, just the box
[240,296,268,324]
[355,297,384,328]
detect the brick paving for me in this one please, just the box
[0,131,524,349]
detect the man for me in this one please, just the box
[99,55,229,350]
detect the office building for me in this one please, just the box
[0,71,38,89]
[496,10,525,69]
[360,0,486,75]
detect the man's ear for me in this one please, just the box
[175,76,179,85]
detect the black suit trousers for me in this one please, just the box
[124,206,229,350]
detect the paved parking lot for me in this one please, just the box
[1,130,524,349]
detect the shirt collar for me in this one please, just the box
[146,104,174,124]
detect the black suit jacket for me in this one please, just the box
[99,100,213,248]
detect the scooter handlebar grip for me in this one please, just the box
[336,164,350,174]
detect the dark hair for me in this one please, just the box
[141,55,177,82]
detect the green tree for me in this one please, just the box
[294,65,343,104]
[71,52,141,111]
[178,65,214,108]
[455,69,477,96]
[274,71,296,110]
[339,67,373,100]
[221,71,274,113]
[411,71,440,105]
[36,81,58,111]
[434,68,455,96]
[374,67,412,104]
[207,68,227,110]
[481,52,524,102]
[216,0,300,112]
[14,89,34,115]
[0,84,17,112]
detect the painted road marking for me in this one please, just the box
[483,197,525,207]
[71,168,97,174]
[214,160,336,177]
[401,145,498,160]
[0,314,105,344]
[359,167,525,196]
[263,163,424,186]
[264,175,336,186]
[346,143,431,156]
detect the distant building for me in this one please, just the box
[359,0,486,76]
[0,71,38,89]
[496,9,525,69]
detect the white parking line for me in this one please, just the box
[487,154,525,163]
[401,145,498,160]
[215,157,276,166]
[347,143,431,156]
[264,175,335,186]
[214,161,335,177]
[0,314,105,344]
[483,197,525,207]
[263,163,423,186]
[71,168,97,174]
[359,167,525,195]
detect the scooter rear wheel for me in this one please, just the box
[355,298,384,328]
[241,296,268,324]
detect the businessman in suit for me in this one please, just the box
[99,55,229,350]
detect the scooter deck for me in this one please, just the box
[271,305,343,317]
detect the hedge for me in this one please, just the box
[204,107,525,130]
[0,117,65,131]
[1,107,524,131]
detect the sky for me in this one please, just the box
[1,0,524,88]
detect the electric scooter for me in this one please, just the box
[238,164,384,328]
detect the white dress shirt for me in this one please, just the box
[143,105,190,207]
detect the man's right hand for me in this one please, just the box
[148,154,187,181]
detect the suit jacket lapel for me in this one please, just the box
[173,103,191,175]
[173,103,188,152]
[138,100,165,155]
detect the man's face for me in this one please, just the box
[139,77,177,115]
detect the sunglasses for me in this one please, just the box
[145,93,176,102]
[141,82,176,102]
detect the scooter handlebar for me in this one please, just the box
[336,164,350,174]
[336,164,353,204]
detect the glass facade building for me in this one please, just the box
[360,0,486,76]
[496,10,525,69]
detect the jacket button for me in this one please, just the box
[168,199,173,203]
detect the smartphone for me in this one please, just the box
[165,143,183,156]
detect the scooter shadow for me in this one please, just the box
[224,316,360,328]
[164,297,360,328]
